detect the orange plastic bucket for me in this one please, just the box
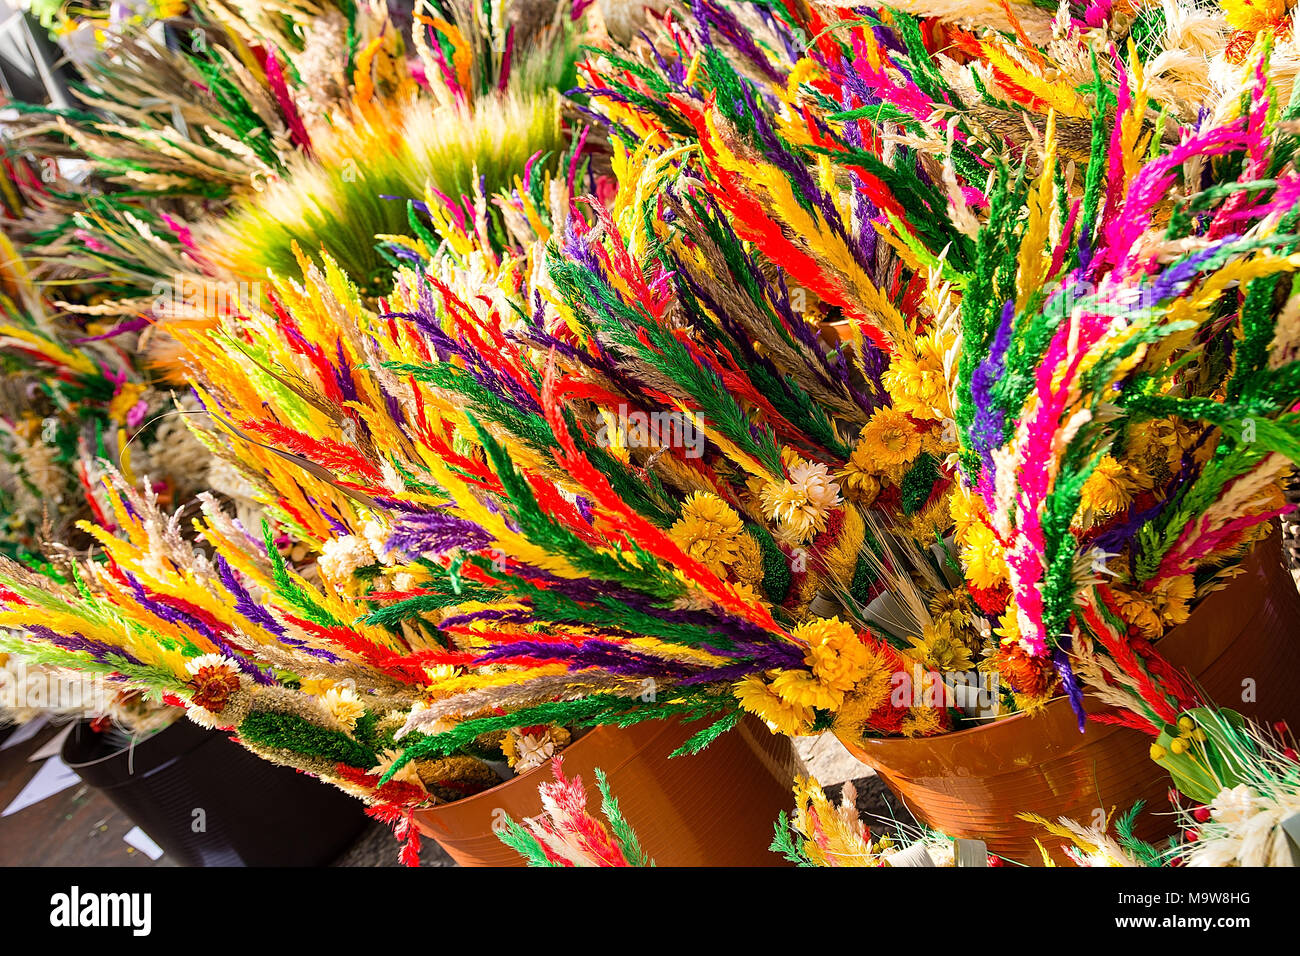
[835,537,1300,864]
[413,714,800,866]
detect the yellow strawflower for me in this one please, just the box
[1079,455,1139,516]
[958,521,1009,590]
[734,675,814,736]
[771,669,843,710]
[905,622,975,672]
[949,486,986,540]
[993,607,1021,645]
[794,616,873,692]
[836,459,882,506]
[1111,575,1196,638]
[881,331,952,421]
[928,589,976,648]
[852,407,922,482]
[668,491,746,574]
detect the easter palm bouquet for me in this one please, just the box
[580,0,1300,727]
[1,0,1299,870]
[0,153,595,859]
[8,0,584,313]
[0,1,596,860]
[201,0,586,295]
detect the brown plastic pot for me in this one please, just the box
[835,536,1300,865]
[414,714,800,866]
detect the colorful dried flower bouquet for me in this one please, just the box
[1,0,1299,866]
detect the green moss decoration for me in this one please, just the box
[850,553,878,607]
[901,452,940,516]
[753,525,792,604]
[238,710,376,769]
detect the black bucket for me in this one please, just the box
[62,717,367,866]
